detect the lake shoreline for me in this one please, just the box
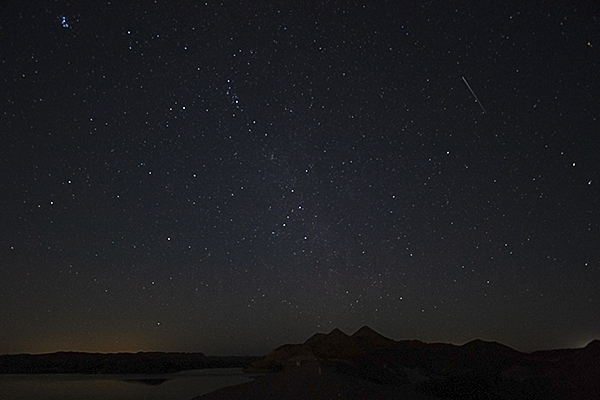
[0,352,259,374]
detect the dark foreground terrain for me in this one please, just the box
[196,326,600,400]
[196,365,442,400]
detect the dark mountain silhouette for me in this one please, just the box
[544,339,600,400]
[234,327,600,400]
[308,328,364,359]
[351,325,397,351]
[248,328,364,371]
[303,332,327,345]
[585,339,600,349]
[445,339,523,375]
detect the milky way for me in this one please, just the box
[1,1,599,356]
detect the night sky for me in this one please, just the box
[1,1,599,357]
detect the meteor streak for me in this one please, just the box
[462,76,487,114]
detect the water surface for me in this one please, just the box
[0,368,256,400]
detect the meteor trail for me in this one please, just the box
[462,76,487,114]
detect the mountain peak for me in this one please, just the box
[328,328,349,337]
[460,339,521,360]
[462,339,512,349]
[584,339,600,351]
[305,328,363,359]
[352,325,378,337]
[352,326,396,350]
[463,338,488,346]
